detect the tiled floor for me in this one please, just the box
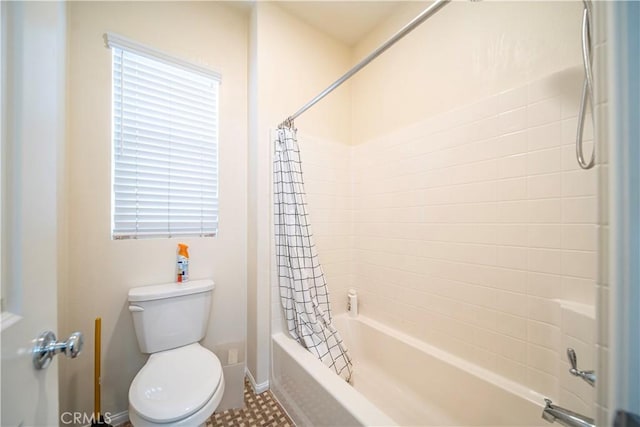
[121,378,294,427]
[209,380,294,426]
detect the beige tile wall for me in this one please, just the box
[281,68,601,407]
[302,136,354,318]
[350,68,598,403]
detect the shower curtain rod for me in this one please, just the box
[278,0,451,129]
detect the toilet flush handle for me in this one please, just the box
[128,305,144,312]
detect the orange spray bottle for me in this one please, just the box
[177,243,189,283]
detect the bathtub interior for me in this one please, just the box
[272,315,548,426]
[338,315,547,426]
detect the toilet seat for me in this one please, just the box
[129,377,225,427]
[129,343,223,424]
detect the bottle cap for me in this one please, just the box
[178,243,189,257]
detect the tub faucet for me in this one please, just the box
[542,399,595,427]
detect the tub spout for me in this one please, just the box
[542,399,595,427]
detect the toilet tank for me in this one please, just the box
[128,279,214,354]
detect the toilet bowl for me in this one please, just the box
[128,343,225,427]
[127,280,224,426]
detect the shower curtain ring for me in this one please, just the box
[277,117,295,130]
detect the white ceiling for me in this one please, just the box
[275,1,404,46]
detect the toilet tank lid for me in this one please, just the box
[128,279,214,302]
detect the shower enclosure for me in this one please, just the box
[254,0,618,425]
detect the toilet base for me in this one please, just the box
[128,376,225,427]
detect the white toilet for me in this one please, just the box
[127,279,225,427]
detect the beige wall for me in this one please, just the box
[61,2,248,419]
[253,2,352,144]
[351,1,583,144]
[247,2,352,388]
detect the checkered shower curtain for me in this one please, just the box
[273,127,353,382]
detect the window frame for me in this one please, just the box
[106,33,221,240]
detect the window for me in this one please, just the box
[107,33,220,239]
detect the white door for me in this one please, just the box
[1,2,69,426]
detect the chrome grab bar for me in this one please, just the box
[576,0,596,169]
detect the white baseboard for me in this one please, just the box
[245,367,269,394]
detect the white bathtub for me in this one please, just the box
[271,314,548,426]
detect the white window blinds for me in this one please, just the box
[110,38,220,239]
